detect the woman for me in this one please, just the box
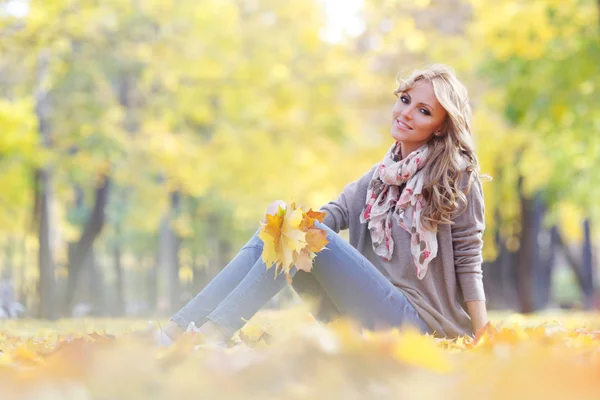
[160,64,487,345]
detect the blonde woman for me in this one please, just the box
[159,64,487,345]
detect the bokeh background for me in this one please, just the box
[0,0,598,320]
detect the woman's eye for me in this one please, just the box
[400,96,409,104]
[420,108,431,116]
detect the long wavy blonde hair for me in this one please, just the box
[393,64,480,228]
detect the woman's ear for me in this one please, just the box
[436,118,450,137]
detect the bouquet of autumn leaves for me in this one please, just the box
[258,202,329,283]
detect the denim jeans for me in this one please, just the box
[171,222,430,339]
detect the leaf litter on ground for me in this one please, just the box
[0,308,599,399]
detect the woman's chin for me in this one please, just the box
[391,131,405,143]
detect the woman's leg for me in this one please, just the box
[170,227,341,335]
[306,222,429,333]
[199,254,292,339]
[170,230,264,331]
[291,271,341,323]
[203,222,429,340]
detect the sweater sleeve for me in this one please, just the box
[452,175,486,302]
[320,164,378,233]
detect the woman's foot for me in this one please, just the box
[147,320,184,346]
[163,320,185,341]
[195,320,229,346]
[154,328,174,347]
[150,319,229,349]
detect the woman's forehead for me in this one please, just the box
[405,80,443,108]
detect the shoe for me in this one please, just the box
[187,321,228,349]
[147,321,174,347]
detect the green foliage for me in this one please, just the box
[469,0,600,218]
[0,0,598,307]
[0,98,39,231]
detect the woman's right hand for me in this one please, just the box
[265,200,287,217]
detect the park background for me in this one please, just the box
[0,0,599,321]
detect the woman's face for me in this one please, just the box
[391,80,447,157]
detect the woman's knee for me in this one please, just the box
[242,232,264,250]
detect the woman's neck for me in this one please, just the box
[399,142,428,160]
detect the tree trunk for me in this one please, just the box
[3,236,13,279]
[538,226,558,308]
[64,175,111,313]
[16,236,27,307]
[88,248,105,316]
[113,223,125,316]
[108,73,137,316]
[555,226,587,306]
[502,239,520,310]
[206,213,223,280]
[481,167,521,311]
[554,223,596,309]
[582,219,594,309]
[482,208,507,309]
[37,172,55,319]
[169,193,182,312]
[531,197,547,309]
[34,49,56,320]
[157,191,182,314]
[148,254,158,314]
[515,180,544,313]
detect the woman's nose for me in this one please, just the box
[400,106,413,120]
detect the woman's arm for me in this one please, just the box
[451,175,487,333]
[465,300,488,333]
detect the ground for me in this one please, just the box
[0,307,599,399]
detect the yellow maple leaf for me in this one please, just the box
[299,209,327,231]
[294,248,314,273]
[281,208,306,270]
[305,228,328,253]
[263,211,284,243]
[258,212,284,270]
[258,203,328,280]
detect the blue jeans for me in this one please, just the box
[171,222,430,338]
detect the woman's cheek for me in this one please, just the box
[420,118,434,132]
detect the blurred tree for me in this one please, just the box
[468,0,600,311]
[3,0,595,316]
[0,0,376,316]
[33,50,57,320]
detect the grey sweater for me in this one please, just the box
[320,163,486,338]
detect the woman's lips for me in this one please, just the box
[395,118,412,131]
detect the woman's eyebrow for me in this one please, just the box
[417,102,433,111]
[401,92,434,112]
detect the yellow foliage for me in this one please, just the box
[557,202,584,243]
[178,265,194,283]
[0,312,599,398]
[391,328,453,373]
[468,0,586,60]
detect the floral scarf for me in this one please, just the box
[359,142,438,280]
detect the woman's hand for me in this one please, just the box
[465,300,488,333]
[265,200,287,217]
